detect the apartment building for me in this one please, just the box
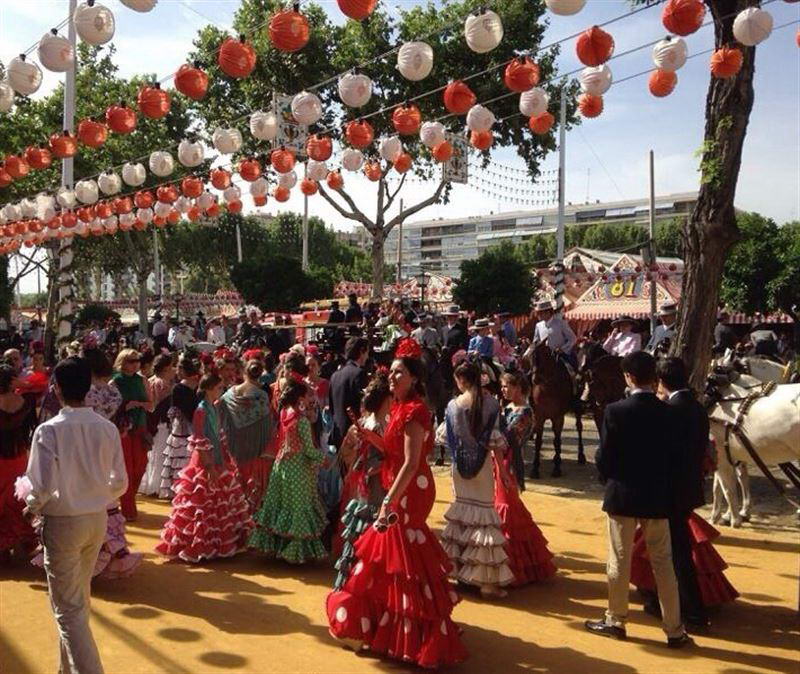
[384,191,697,279]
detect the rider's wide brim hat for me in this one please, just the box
[534,300,553,312]
[473,318,493,328]
[658,302,678,316]
[611,315,637,326]
[443,305,461,316]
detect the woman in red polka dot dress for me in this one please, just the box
[326,339,468,669]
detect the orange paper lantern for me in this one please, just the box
[226,200,243,213]
[113,197,133,214]
[306,134,333,161]
[157,185,179,203]
[167,210,180,225]
[187,206,201,222]
[61,212,77,228]
[218,37,257,78]
[271,148,296,174]
[662,0,705,37]
[443,80,476,115]
[648,69,677,97]
[269,9,310,53]
[138,83,171,119]
[174,63,209,100]
[0,169,13,188]
[181,176,204,198]
[529,111,555,134]
[24,146,52,170]
[300,178,318,196]
[4,155,29,179]
[205,202,221,218]
[337,0,377,20]
[49,131,77,159]
[578,93,603,118]
[105,103,137,134]
[432,141,453,162]
[392,104,422,135]
[710,46,743,79]
[210,168,232,190]
[253,195,268,207]
[576,26,615,67]
[326,171,344,190]
[470,130,493,151]
[363,162,382,181]
[96,202,113,219]
[504,57,540,92]
[273,185,291,202]
[345,120,374,148]
[77,119,108,148]
[393,152,412,173]
[134,190,154,209]
[239,158,262,182]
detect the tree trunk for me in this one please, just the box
[55,238,75,349]
[0,257,12,323]
[371,232,386,300]
[137,272,149,338]
[671,0,755,391]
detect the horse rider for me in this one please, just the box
[468,318,495,359]
[646,302,678,354]
[526,300,577,369]
[411,313,441,350]
[749,323,780,360]
[713,311,737,356]
[603,315,642,357]
[440,305,468,351]
[495,311,518,347]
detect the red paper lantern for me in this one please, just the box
[181,176,204,198]
[77,206,95,223]
[253,195,268,207]
[576,26,615,67]
[210,168,231,190]
[504,57,540,92]
[326,171,344,190]
[345,120,374,148]
[77,119,108,148]
[443,80,476,115]
[157,185,179,203]
[96,202,113,219]
[239,158,262,182]
[174,62,209,100]
[24,146,52,170]
[393,152,412,173]
[138,83,171,119]
[167,210,180,225]
[226,199,243,213]
[4,155,29,179]
[269,9,310,53]
[46,215,62,230]
[662,0,705,37]
[49,131,77,159]
[187,206,201,222]
[218,37,257,78]
[153,215,167,228]
[300,178,318,196]
[337,0,377,20]
[470,130,493,151]
[392,104,422,135]
[273,185,291,202]
[271,148,296,174]
[61,211,77,228]
[710,46,743,79]
[206,202,221,218]
[113,197,133,214]
[648,69,677,97]
[363,161,382,181]
[0,169,12,188]
[134,190,154,209]
[432,140,453,162]
[529,111,555,135]
[306,134,333,161]
[578,93,603,118]
[105,103,137,134]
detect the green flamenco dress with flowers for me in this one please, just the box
[249,408,327,564]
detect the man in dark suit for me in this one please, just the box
[650,357,710,628]
[585,351,691,648]
[328,337,368,450]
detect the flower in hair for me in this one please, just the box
[395,337,422,360]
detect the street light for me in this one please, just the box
[416,271,429,307]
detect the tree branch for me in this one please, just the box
[384,173,408,214]
[384,179,447,235]
[317,183,375,231]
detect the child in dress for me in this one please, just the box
[156,373,253,563]
[159,356,200,499]
[249,378,327,564]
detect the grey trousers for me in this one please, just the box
[42,512,107,674]
[605,514,684,638]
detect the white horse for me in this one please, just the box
[708,371,800,527]
[737,356,794,384]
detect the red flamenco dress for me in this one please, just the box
[0,399,36,557]
[156,400,253,563]
[492,431,556,586]
[630,513,739,606]
[327,396,468,669]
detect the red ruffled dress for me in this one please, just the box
[156,401,253,563]
[630,513,739,606]
[326,396,468,669]
[492,433,556,585]
[0,400,36,556]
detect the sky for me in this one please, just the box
[2,0,799,294]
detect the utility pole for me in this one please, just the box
[153,229,161,296]
[553,91,567,316]
[236,222,243,263]
[396,198,403,284]
[648,150,657,335]
[301,164,309,271]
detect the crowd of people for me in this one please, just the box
[0,295,766,672]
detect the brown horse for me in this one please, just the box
[530,343,585,478]
[579,347,626,431]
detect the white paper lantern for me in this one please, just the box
[103,216,118,231]
[250,110,278,141]
[519,87,549,118]
[75,179,99,204]
[223,186,241,203]
[36,193,55,214]
[545,0,586,16]
[120,0,158,11]
[119,211,135,226]
[2,204,21,221]
[579,65,613,96]
[291,91,323,126]
[89,218,104,235]
[44,227,58,240]
[0,81,14,113]
[40,205,57,223]
[98,171,122,195]
[7,56,43,96]
[652,37,687,72]
[212,127,243,154]
[38,30,74,73]
[154,201,172,218]
[174,195,192,213]
[149,151,174,177]
[56,187,77,209]
[306,160,328,182]
[397,42,434,81]
[338,72,372,108]
[20,198,38,219]
[379,136,403,162]
[197,191,215,210]
[466,104,495,132]
[733,7,773,47]
[419,121,446,149]
[464,9,504,54]
[342,148,365,172]
[178,138,205,167]
[249,177,269,198]
[73,2,116,45]
[122,161,146,186]
[136,207,153,224]
[278,171,297,189]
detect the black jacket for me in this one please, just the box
[666,390,708,514]
[596,391,675,519]
[328,360,366,449]
[444,322,469,351]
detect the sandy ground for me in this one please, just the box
[2,427,798,674]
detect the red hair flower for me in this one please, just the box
[395,337,422,360]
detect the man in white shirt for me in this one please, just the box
[152,312,168,351]
[168,321,189,350]
[411,314,441,350]
[207,317,226,346]
[23,356,127,674]
[603,316,642,357]
[528,300,578,367]
[646,302,678,353]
